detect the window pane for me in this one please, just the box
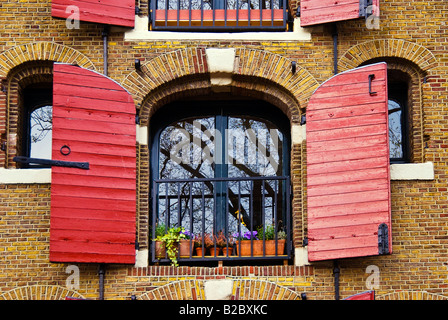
[29,105,52,160]
[227,116,284,177]
[388,100,403,159]
[159,116,215,180]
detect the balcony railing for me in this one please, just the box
[150,0,289,31]
[151,176,292,263]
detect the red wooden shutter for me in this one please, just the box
[300,0,374,27]
[51,0,135,27]
[50,63,136,264]
[306,62,391,262]
[344,291,375,300]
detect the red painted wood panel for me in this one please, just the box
[300,0,361,26]
[306,62,391,262]
[344,290,375,300]
[52,0,135,27]
[50,63,136,264]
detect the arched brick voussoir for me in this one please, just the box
[0,41,96,78]
[121,48,209,108]
[122,48,319,119]
[234,48,320,109]
[338,39,437,73]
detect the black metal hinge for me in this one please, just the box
[378,223,389,255]
[13,156,90,170]
[359,0,373,18]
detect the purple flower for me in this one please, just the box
[233,231,258,240]
[180,230,193,239]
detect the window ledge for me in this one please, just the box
[390,162,434,180]
[122,15,312,41]
[0,168,51,184]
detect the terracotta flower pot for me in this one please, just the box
[209,247,221,257]
[236,240,263,256]
[155,241,166,259]
[265,239,286,255]
[222,247,233,257]
[179,240,193,257]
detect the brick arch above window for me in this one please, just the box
[337,39,437,74]
[0,41,96,79]
[120,47,319,125]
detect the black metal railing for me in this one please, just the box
[150,0,289,31]
[151,176,292,263]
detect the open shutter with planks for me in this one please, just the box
[300,0,380,27]
[51,0,135,27]
[306,62,391,262]
[50,63,136,264]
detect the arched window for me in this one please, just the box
[150,100,292,262]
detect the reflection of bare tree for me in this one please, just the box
[389,100,403,158]
[157,116,284,233]
[30,105,52,143]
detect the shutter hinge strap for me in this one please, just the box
[13,156,90,170]
[378,223,389,255]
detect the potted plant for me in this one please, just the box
[154,223,167,259]
[194,234,205,257]
[257,225,287,255]
[217,232,234,257]
[179,229,194,258]
[233,230,262,256]
[154,225,185,266]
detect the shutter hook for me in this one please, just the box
[368,74,377,96]
[60,145,71,156]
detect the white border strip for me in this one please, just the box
[0,163,434,184]
[0,168,51,184]
[390,162,434,180]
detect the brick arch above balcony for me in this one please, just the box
[0,285,86,300]
[121,47,319,125]
[0,41,96,79]
[136,279,302,300]
[338,39,437,73]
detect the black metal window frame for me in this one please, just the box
[388,81,410,164]
[149,0,290,31]
[149,100,293,264]
[21,84,53,168]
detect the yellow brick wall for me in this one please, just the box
[0,0,448,300]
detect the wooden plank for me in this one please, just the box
[53,84,134,103]
[51,0,135,27]
[308,211,390,230]
[51,217,135,234]
[306,63,391,262]
[307,167,389,187]
[53,95,135,114]
[307,178,389,197]
[53,127,136,146]
[300,0,360,26]
[51,195,135,212]
[51,207,135,222]
[52,173,136,190]
[50,251,135,264]
[307,200,390,219]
